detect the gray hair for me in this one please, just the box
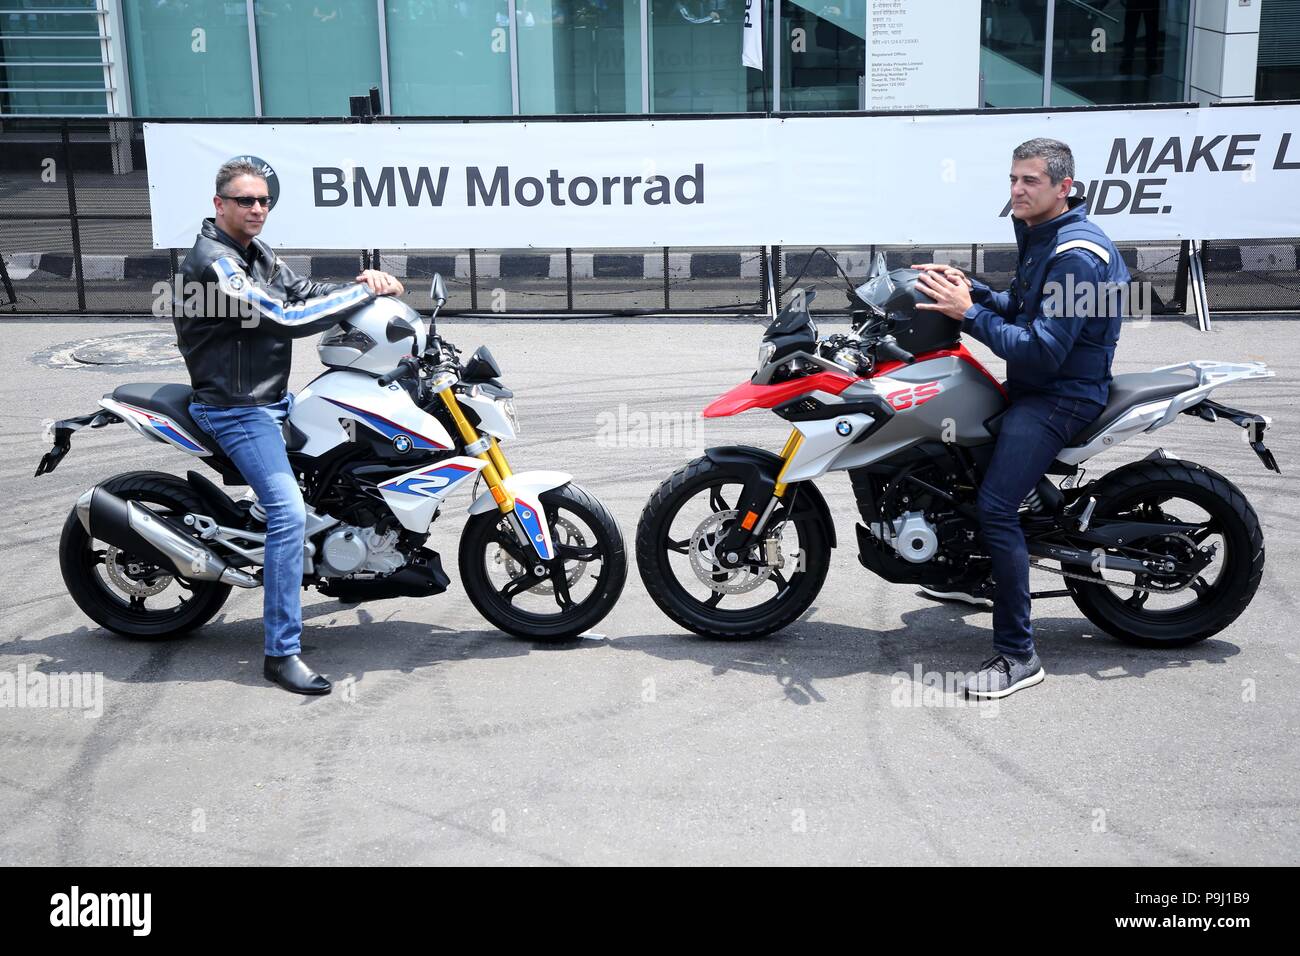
[214,158,265,196]
[1012,138,1075,184]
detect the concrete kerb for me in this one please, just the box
[1,243,1286,287]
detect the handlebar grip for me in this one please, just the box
[378,359,416,387]
[878,340,916,365]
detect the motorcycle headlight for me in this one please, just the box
[497,397,521,437]
[756,341,776,370]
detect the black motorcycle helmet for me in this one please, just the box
[852,256,962,356]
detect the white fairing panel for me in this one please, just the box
[376,456,487,532]
[290,369,454,458]
[100,397,211,458]
[783,414,877,482]
[457,389,516,441]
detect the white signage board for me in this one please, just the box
[865,0,981,110]
[145,104,1300,249]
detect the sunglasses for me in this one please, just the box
[220,194,273,208]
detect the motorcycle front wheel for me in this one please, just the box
[636,456,831,639]
[459,481,626,640]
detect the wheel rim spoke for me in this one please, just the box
[709,486,730,514]
[549,562,574,610]
[1190,575,1212,601]
[705,591,724,608]
[498,572,535,604]
[555,542,599,562]
[665,537,690,555]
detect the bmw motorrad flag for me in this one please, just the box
[743,0,764,70]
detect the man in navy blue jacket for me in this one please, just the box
[914,138,1129,699]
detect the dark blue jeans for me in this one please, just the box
[976,392,1104,659]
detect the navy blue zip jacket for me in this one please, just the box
[962,195,1129,406]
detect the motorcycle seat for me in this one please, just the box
[109,383,209,447]
[1066,371,1197,447]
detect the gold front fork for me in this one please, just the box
[436,388,515,513]
[772,428,804,498]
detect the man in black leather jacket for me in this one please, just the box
[177,158,404,694]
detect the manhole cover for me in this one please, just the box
[36,331,183,369]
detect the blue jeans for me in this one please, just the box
[188,395,306,657]
[976,392,1104,659]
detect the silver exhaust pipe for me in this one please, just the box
[76,486,259,588]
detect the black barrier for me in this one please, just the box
[1,117,1297,317]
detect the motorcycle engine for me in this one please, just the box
[870,511,940,563]
[316,525,405,578]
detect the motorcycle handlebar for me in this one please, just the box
[377,356,420,387]
[876,338,915,365]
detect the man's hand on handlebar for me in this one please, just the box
[356,269,405,296]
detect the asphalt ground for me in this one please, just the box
[1,313,1296,865]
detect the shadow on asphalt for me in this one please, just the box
[609,601,1242,705]
[0,598,608,694]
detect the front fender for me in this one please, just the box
[704,446,837,549]
[467,470,573,561]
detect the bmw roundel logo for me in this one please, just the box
[836,420,853,436]
[392,434,413,453]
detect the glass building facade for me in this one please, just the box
[0,0,1294,117]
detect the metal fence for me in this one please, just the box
[2,117,1298,318]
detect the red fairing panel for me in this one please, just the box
[703,370,858,418]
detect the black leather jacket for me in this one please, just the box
[174,219,375,406]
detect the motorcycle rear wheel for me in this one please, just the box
[59,471,232,640]
[1065,459,1264,646]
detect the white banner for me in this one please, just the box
[145,104,1300,250]
[742,0,764,71]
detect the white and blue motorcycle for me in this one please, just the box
[36,276,626,641]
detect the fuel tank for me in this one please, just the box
[836,347,1008,470]
[290,369,455,459]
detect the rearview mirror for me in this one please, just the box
[430,273,447,308]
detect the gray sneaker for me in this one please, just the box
[963,653,1045,699]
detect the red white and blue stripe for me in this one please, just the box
[380,461,478,498]
[513,496,552,560]
[324,397,449,450]
[118,403,207,454]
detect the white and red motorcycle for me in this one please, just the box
[636,256,1279,645]
[37,276,626,641]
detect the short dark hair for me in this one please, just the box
[1012,138,1075,184]
[215,158,265,196]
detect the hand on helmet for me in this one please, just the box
[915,268,973,322]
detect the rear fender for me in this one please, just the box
[34,408,122,477]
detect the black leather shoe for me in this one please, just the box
[263,654,332,695]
